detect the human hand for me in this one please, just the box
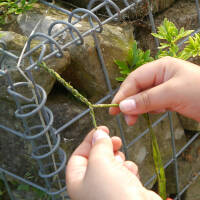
[66,126,161,200]
[110,56,200,125]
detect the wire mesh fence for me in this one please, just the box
[0,0,200,199]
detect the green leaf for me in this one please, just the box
[157,50,169,58]
[0,2,9,6]
[127,46,134,66]
[114,60,129,70]
[151,33,165,40]
[181,30,193,38]
[169,44,179,57]
[132,41,139,66]
[0,190,5,196]
[20,0,26,6]
[17,184,30,191]
[32,187,47,198]
[177,51,191,60]
[158,43,170,50]
[116,77,125,82]
[143,49,150,59]
[6,7,17,14]
[120,69,130,75]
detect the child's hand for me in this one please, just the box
[110,56,200,125]
[66,126,161,200]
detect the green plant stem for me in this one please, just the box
[93,104,119,108]
[40,62,92,107]
[39,62,118,129]
[89,106,97,129]
[143,113,167,200]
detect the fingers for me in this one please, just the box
[66,126,109,189]
[109,57,174,115]
[118,80,174,115]
[73,126,109,157]
[124,115,138,126]
[90,129,114,163]
[114,152,140,179]
[124,161,139,179]
[111,136,122,151]
[114,151,125,163]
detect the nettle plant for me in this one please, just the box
[0,0,37,25]
[115,18,200,199]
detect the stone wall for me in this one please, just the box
[0,0,200,198]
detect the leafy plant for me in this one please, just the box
[152,18,200,60]
[0,0,37,25]
[115,41,154,81]
[152,18,193,58]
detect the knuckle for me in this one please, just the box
[161,56,176,67]
[140,92,151,110]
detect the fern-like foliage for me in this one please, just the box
[183,33,200,59]
[152,18,193,58]
[115,41,154,81]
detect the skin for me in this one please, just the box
[66,126,161,200]
[66,57,200,199]
[110,56,200,125]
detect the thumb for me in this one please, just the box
[119,81,174,115]
[90,129,114,162]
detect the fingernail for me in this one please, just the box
[124,115,130,125]
[92,129,110,145]
[115,155,123,163]
[119,99,136,113]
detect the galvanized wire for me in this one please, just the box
[0,0,200,199]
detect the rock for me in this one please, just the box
[6,2,134,101]
[185,176,200,200]
[181,136,200,200]
[151,0,176,13]
[0,99,40,179]
[165,135,200,197]
[178,114,200,132]
[0,31,70,96]
[0,0,199,198]
[136,0,199,56]
[46,84,92,157]
[64,0,176,18]
[62,22,134,100]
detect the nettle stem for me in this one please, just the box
[93,104,119,108]
[40,62,119,129]
[143,113,166,199]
